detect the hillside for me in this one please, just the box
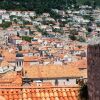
[77,0,100,6]
[0,0,99,13]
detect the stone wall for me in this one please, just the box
[88,44,100,100]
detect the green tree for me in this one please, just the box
[93,0,96,9]
[70,29,78,35]
[17,32,19,37]
[69,34,77,41]
[69,29,78,41]
[77,36,86,42]
[79,84,88,100]
[13,19,18,24]
[84,1,91,6]
[22,36,32,42]
[0,0,99,14]
[50,11,62,21]
[1,21,12,29]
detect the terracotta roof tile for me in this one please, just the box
[24,56,41,62]
[23,65,83,78]
[67,59,87,69]
[0,87,79,100]
[0,96,6,100]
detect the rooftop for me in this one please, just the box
[0,86,79,100]
[23,65,86,79]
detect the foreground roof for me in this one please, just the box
[0,86,79,100]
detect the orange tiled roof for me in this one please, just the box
[1,72,17,79]
[67,59,87,69]
[24,56,41,62]
[2,50,16,62]
[0,61,9,67]
[0,73,22,86]
[23,65,83,78]
[0,87,79,100]
[19,50,38,54]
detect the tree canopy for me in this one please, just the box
[0,0,99,14]
[79,84,88,100]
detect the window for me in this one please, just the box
[55,79,58,85]
[19,61,21,66]
[17,62,18,66]
[40,79,43,82]
[76,79,79,84]
[25,32,27,36]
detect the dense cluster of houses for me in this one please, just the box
[0,6,99,92]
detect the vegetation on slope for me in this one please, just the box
[0,0,99,14]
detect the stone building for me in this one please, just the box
[87,37,100,100]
